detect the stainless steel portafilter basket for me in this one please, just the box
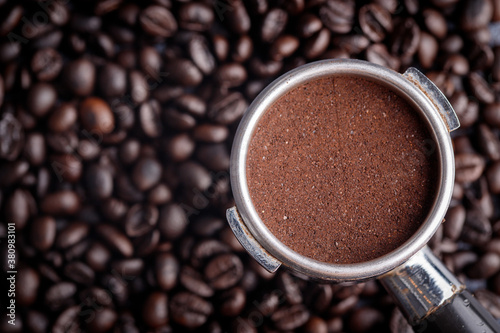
[226,60,500,333]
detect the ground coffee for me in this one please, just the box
[246,75,438,264]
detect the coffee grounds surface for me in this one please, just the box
[246,75,438,264]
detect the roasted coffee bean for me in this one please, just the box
[484,103,500,128]
[196,144,230,171]
[208,92,247,125]
[85,242,111,272]
[17,266,40,306]
[261,8,288,43]
[178,2,214,32]
[140,5,177,37]
[349,307,384,333]
[390,17,420,59]
[177,161,212,191]
[444,205,466,241]
[23,132,45,166]
[418,32,438,69]
[191,239,230,268]
[165,58,203,87]
[277,272,303,304]
[131,156,162,191]
[467,252,500,279]
[163,108,197,130]
[79,97,115,134]
[270,35,300,61]
[129,70,148,104]
[86,308,117,333]
[56,222,89,249]
[219,287,246,317]
[163,133,195,162]
[0,112,24,161]
[224,0,251,35]
[319,0,355,34]
[468,72,495,104]
[487,161,500,194]
[98,63,127,97]
[158,203,188,240]
[125,204,158,237]
[461,0,493,31]
[64,261,95,285]
[116,173,144,202]
[297,13,323,38]
[193,124,229,143]
[174,94,206,118]
[454,153,485,184]
[423,9,447,39]
[205,253,243,290]
[170,292,213,328]
[461,209,492,246]
[85,164,113,199]
[304,316,328,333]
[48,103,78,133]
[366,43,401,70]
[359,4,392,43]
[478,124,500,161]
[0,41,21,63]
[30,217,56,251]
[96,224,133,257]
[143,292,168,328]
[45,282,77,311]
[180,265,214,297]
[272,304,310,330]
[26,311,49,333]
[0,160,28,187]
[443,54,469,76]
[231,35,253,63]
[31,48,63,81]
[27,82,57,117]
[303,28,331,60]
[53,305,81,333]
[0,5,23,36]
[62,58,96,96]
[5,189,33,230]
[50,154,82,182]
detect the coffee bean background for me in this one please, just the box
[0,0,500,332]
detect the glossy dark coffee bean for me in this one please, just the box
[0,160,28,187]
[305,316,328,333]
[418,32,438,69]
[454,153,485,184]
[30,216,56,251]
[205,253,244,290]
[170,292,213,328]
[55,222,89,249]
[461,0,493,31]
[24,132,46,166]
[468,72,495,104]
[98,63,127,97]
[487,161,500,194]
[85,242,111,272]
[48,103,78,132]
[62,58,96,96]
[143,292,169,328]
[224,0,250,35]
[96,224,133,257]
[193,124,229,143]
[4,189,33,230]
[208,92,247,125]
[366,43,401,70]
[27,82,57,117]
[31,48,63,81]
[219,287,246,317]
[191,239,230,268]
[0,5,23,36]
[261,8,288,43]
[178,2,214,32]
[79,97,115,134]
[85,164,113,200]
[163,133,195,162]
[444,205,466,241]
[271,304,310,330]
[423,8,447,39]
[45,282,77,311]
[52,305,81,333]
[165,58,203,87]
[50,154,82,183]
[86,308,117,333]
[319,0,355,33]
[155,252,179,291]
[17,266,40,306]
[467,252,500,279]
[158,203,188,240]
[64,261,95,285]
[390,17,420,59]
[303,28,331,60]
[140,5,177,37]
[484,103,500,128]
[461,209,492,246]
[0,113,24,161]
[132,156,162,191]
[124,204,158,237]
[270,35,300,61]
[359,4,392,43]
[26,311,49,333]
[177,161,212,191]
[180,265,214,297]
[349,307,384,333]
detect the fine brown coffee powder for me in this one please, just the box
[246,75,438,264]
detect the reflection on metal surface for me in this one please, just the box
[226,206,281,273]
[380,246,465,325]
[403,67,460,132]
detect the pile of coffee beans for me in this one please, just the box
[0,0,499,332]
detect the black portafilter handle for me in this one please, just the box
[379,246,500,333]
[413,289,500,333]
